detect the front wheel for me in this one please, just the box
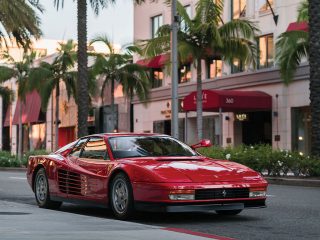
[215,209,242,215]
[34,168,62,209]
[110,173,134,220]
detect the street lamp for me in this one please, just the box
[171,0,179,139]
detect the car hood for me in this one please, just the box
[128,156,264,183]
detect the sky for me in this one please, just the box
[40,0,133,46]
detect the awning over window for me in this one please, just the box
[12,90,42,125]
[182,90,272,112]
[286,21,308,32]
[136,54,169,68]
[3,106,11,127]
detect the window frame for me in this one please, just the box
[150,68,164,88]
[80,136,109,161]
[206,58,223,79]
[231,0,246,20]
[69,137,89,157]
[178,63,191,84]
[257,34,274,69]
[151,14,163,38]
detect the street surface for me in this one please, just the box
[0,171,320,240]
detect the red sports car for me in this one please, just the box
[27,133,268,219]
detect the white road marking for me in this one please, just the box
[9,177,27,180]
[267,194,276,197]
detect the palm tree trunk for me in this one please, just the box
[55,85,60,151]
[309,0,320,156]
[196,58,203,141]
[77,0,89,138]
[110,79,115,132]
[18,102,23,163]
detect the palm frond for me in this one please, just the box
[0,66,16,82]
[90,34,114,54]
[297,0,308,22]
[276,30,309,84]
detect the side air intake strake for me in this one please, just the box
[58,169,87,196]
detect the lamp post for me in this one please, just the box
[171,0,179,139]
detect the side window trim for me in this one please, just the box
[69,137,89,157]
[80,136,110,161]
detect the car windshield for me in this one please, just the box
[108,136,197,159]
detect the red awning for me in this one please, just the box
[3,106,11,127]
[286,21,308,32]
[136,54,169,68]
[182,90,272,112]
[12,90,42,125]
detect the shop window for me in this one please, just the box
[180,5,191,32]
[231,58,244,74]
[207,59,223,79]
[291,107,311,156]
[258,34,274,69]
[178,64,191,83]
[151,14,163,38]
[259,0,273,12]
[231,0,246,19]
[150,68,163,88]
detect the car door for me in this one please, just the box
[76,136,114,202]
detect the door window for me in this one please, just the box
[69,138,88,157]
[80,137,109,160]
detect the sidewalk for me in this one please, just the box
[265,176,320,187]
[0,200,233,240]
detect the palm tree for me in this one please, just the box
[309,0,320,156]
[90,35,150,132]
[0,0,43,47]
[52,0,145,138]
[30,40,78,150]
[276,0,308,84]
[0,51,37,161]
[141,0,258,141]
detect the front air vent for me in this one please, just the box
[58,169,84,196]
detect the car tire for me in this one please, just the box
[34,168,62,209]
[110,173,134,220]
[215,209,242,215]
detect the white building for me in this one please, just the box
[132,0,310,155]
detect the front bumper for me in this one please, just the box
[135,199,266,212]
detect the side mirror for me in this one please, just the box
[191,139,213,149]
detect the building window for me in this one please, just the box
[207,59,223,78]
[178,64,191,83]
[231,0,246,19]
[180,5,191,32]
[150,68,163,88]
[258,34,274,69]
[291,107,311,156]
[231,59,244,74]
[259,0,273,11]
[151,15,163,38]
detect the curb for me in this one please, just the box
[265,177,320,187]
[0,167,27,172]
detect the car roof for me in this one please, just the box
[80,133,169,139]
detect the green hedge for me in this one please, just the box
[0,150,49,167]
[199,145,320,177]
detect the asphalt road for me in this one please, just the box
[0,170,320,240]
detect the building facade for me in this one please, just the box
[133,0,310,155]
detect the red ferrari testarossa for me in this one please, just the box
[27,133,267,219]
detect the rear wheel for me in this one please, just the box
[34,168,62,209]
[110,173,134,220]
[215,209,242,215]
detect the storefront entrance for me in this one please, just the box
[240,111,272,145]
